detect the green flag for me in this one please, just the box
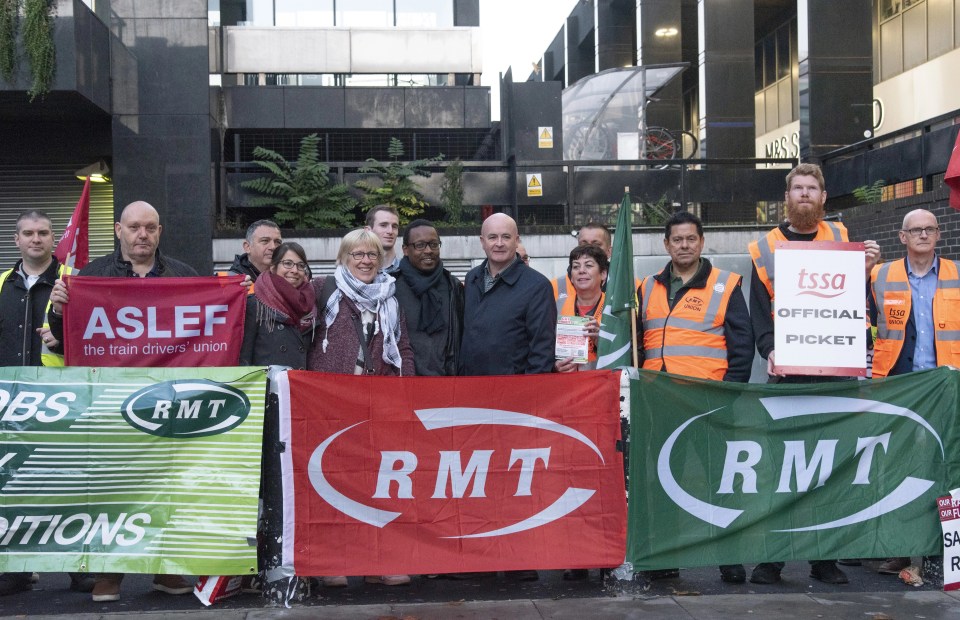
[627,367,959,570]
[597,191,636,369]
[0,365,266,575]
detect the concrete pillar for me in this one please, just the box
[109,0,214,273]
[637,0,682,130]
[597,0,635,72]
[696,0,755,159]
[798,0,873,160]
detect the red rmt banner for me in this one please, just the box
[62,276,247,367]
[277,371,627,576]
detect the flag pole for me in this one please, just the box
[625,186,639,368]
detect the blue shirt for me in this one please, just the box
[907,255,939,371]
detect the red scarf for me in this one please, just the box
[254,271,316,329]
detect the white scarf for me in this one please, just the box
[322,265,403,372]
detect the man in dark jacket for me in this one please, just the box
[460,213,556,377]
[637,211,753,382]
[225,219,282,279]
[459,212,556,582]
[395,219,464,376]
[0,211,96,596]
[636,210,752,585]
[46,200,197,602]
[0,211,61,367]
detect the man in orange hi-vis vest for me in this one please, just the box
[637,210,753,585]
[869,208,959,576]
[747,162,881,587]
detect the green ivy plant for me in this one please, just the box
[22,0,55,101]
[241,133,357,230]
[355,137,443,224]
[440,159,476,225]
[0,0,17,83]
[852,179,885,205]
[638,194,671,225]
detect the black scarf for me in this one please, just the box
[397,256,446,335]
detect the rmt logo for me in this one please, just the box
[309,407,605,537]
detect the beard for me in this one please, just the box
[786,200,824,232]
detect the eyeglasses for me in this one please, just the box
[348,251,380,261]
[409,240,442,251]
[902,226,939,237]
[520,254,530,263]
[279,259,308,272]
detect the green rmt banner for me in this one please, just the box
[0,366,266,576]
[628,368,960,569]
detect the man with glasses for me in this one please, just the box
[46,201,197,602]
[394,219,464,376]
[869,209,958,575]
[747,163,881,586]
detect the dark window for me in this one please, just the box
[776,24,791,81]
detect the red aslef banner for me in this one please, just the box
[62,276,247,367]
[277,370,626,576]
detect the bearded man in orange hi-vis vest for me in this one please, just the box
[747,162,881,587]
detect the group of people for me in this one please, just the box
[0,162,954,599]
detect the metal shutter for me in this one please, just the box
[0,164,115,269]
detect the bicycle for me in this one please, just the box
[565,121,698,164]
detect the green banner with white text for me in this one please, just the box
[0,366,266,575]
[628,368,960,570]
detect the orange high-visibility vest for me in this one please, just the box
[551,275,576,312]
[217,271,255,294]
[554,286,605,366]
[639,267,741,380]
[870,257,960,377]
[748,221,848,302]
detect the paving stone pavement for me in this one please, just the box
[2,561,956,619]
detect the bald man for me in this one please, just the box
[460,212,556,376]
[458,212,556,582]
[869,208,958,575]
[46,201,198,602]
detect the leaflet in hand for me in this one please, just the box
[556,315,590,364]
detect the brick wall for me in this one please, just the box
[838,186,960,262]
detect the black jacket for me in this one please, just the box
[394,266,464,376]
[638,258,754,383]
[238,297,315,369]
[0,258,60,366]
[79,247,198,278]
[460,257,557,376]
[226,253,260,279]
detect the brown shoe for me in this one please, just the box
[364,574,411,586]
[91,574,122,602]
[878,557,911,575]
[152,574,193,595]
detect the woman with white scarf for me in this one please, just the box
[308,229,414,377]
[307,228,414,589]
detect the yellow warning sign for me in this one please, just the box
[538,126,553,149]
[526,173,543,197]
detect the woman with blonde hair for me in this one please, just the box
[308,228,413,376]
[308,228,413,588]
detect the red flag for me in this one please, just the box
[54,177,91,271]
[947,129,960,211]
